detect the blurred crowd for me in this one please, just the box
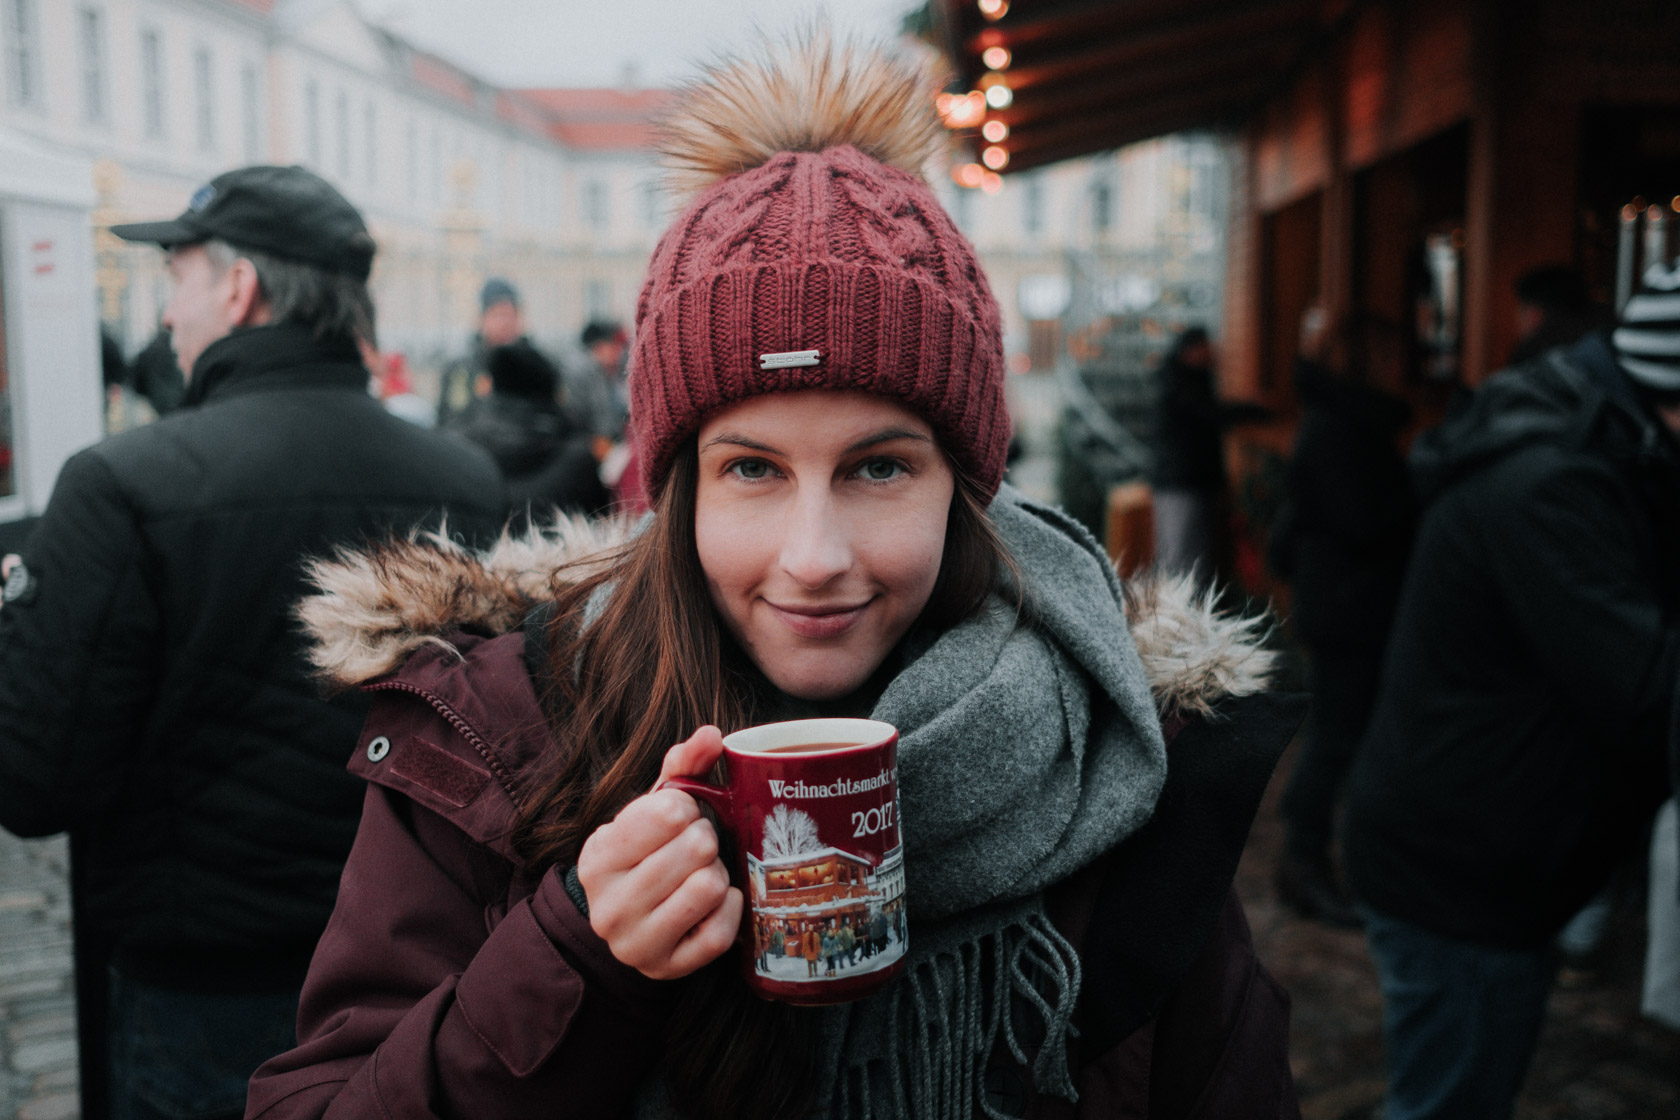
[0,128,1677,1120]
[1148,253,1680,1118]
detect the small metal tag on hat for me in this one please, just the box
[760,349,821,370]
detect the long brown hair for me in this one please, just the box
[511,440,1016,1120]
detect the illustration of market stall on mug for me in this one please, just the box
[746,823,906,984]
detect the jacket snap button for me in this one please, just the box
[366,736,391,762]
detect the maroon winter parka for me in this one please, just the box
[245,545,1302,1120]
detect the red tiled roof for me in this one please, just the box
[518,88,674,151]
[220,0,276,14]
[411,52,479,108]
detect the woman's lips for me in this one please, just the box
[768,600,870,639]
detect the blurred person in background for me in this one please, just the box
[369,351,436,429]
[1149,325,1271,583]
[130,327,188,418]
[0,164,504,1120]
[563,318,638,509]
[1507,262,1604,367]
[448,340,608,523]
[1267,307,1414,929]
[1343,260,1680,1120]
[100,325,156,434]
[437,276,527,426]
[563,318,631,448]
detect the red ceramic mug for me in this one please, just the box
[660,717,906,1005]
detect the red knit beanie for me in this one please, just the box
[630,38,1011,497]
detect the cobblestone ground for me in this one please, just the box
[0,831,79,1120]
[1241,736,1680,1120]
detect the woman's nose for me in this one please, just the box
[778,490,852,589]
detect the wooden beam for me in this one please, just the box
[1000,35,1302,122]
[1005,81,1268,159]
[1000,2,1321,91]
[1002,93,1259,170]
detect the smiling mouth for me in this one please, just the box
[767,600,872,639]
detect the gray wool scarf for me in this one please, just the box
[640,486,1167,1120]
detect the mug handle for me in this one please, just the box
[655,775,732,821]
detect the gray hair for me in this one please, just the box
[203,239,376,348]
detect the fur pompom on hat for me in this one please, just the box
[630,32,1011,496]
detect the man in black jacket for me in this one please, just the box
[1344,262,1680,1120]
[0,165,504,1120]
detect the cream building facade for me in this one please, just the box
[0,0,1227,386]
[0,0,661,373]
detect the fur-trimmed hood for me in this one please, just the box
[299,514,1276,721]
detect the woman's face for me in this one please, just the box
[695,391,955,702]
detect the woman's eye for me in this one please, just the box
[728,459,773,480]
[857,458,906,481]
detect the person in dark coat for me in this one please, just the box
[448,341,608,522]
[1149,325,1271,581]
[1507,263,1603,367]
[0,165,505,1120]
[129,327,188,417]
[1268,312,1415,928]
[1344,261,1680,1120]
[245,39,1301,1120]
[436,277,527,427]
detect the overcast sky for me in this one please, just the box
[357,0,924,89]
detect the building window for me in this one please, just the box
[640,179,663,229]
[1021,172,1044,238]
[240,62,261,161]
[335,89,350,178]
[430,125,441,204]
[304,79,320,165]
[1090,176,1112,237]
[405,117,418,205]
[582,180,606,232]
[78,6,107,124]
[364,98,376,186]
[140,28,165,138]
[194,47,215,150]
[4,0,40,109]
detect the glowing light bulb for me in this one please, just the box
[978,0,1009,20]
[980,171,1004,194]
[953,163,985,189]
[982,46,1011,70]
[982,119,1009,143]
[982,145,1009,170]
[985,84,1013,109]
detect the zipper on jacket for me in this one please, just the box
[362,679,525,811]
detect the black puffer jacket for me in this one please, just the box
[0,324,505,979]
[1345,333,1680,947]
[449,394,607,520]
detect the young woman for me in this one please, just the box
[246,37,1298,1120]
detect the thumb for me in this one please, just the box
[656,725,725,787]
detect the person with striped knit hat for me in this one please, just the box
[1343,258,1680,1120]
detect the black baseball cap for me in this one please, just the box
[111,165,375,281]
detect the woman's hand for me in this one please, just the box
[575,726,743,980]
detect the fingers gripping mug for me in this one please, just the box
[661,718,907,1005]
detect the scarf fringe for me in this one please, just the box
[835,911,1083,1120]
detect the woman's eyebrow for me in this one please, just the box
[845,428,933,453]
[702,428,931,455]
[701,433,779,454]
